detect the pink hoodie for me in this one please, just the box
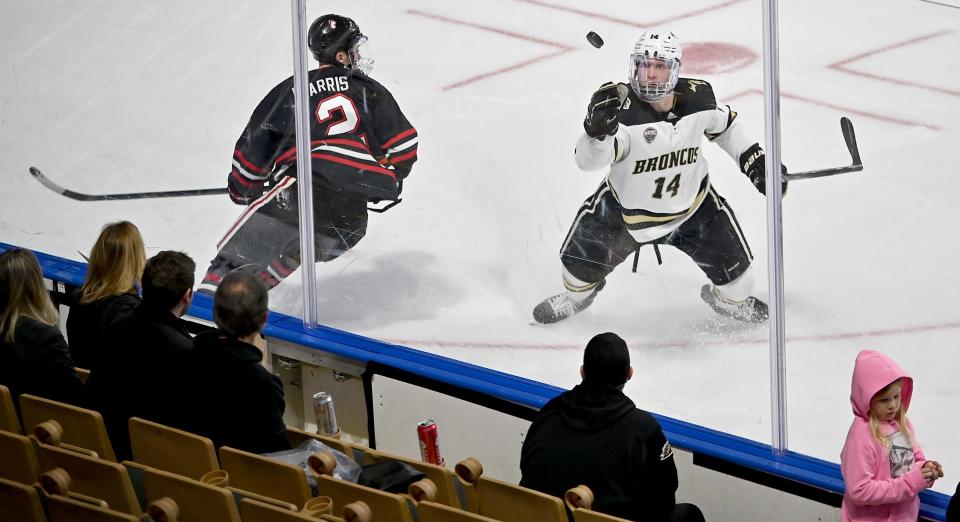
[841,350,929,521]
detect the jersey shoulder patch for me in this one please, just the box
[673,78,717,115]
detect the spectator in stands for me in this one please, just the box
[66,221,146,370]
[0,248,85,416]
[520,332,704,522]
[840,349,943,521]
[87,250,198,461]
[187,270,290,454]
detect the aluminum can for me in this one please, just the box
[417,419,443,465]
[313,392,339,436]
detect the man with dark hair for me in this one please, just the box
[520,332,704,522]
[87,250,197,461]
[188,271,290,453]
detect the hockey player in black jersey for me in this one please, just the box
[533,30,785,324]
[200,14,418,294]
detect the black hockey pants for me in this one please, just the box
[559,180,753,286]
[202,178,368,291]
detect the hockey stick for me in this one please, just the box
[783,117,863,181]
[29,167,228,201]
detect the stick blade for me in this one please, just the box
[29,166,69,196]
[840,117,862,167]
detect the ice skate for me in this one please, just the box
[533,280,606,324]
[700,284,768,322]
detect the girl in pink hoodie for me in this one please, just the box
[841,349,943,521]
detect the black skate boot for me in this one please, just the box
[532,280,606,324]
[700,284,769,322]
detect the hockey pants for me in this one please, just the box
[202,179,368,291]
[559,181,753,287]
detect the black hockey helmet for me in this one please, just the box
[308,14,364,66]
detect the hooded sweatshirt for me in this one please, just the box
[841,350,929,521]
[519,382,678,521]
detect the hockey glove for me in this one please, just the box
[583,82,626,140]
[740,143,788,197]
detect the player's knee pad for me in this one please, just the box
[715,265,754,303]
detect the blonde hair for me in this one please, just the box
[868,378,915,451]
[78,221,146,304]
[0,249,59,342]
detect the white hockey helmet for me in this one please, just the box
[628,30,682,102]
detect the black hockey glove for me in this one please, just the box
[583,82,625,140]
[740,143,789,197]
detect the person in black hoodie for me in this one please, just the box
[520,332,704,522]
[87,251,199,461]
[187,270,290,454]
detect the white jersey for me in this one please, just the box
[575,78,755,243]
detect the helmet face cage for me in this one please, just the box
[627,30,682,102]
[347,35,374,75]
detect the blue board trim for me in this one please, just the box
[0,242,949,519]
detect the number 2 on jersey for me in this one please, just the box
[316,93,359,136]
[652,174,681,198]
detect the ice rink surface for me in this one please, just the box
[1,0,958,493]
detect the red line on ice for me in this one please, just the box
[386,320,960,351]
[512,0,749,28]
[406,9,573,91]
[829,30,960,98]
[727,89,941,130]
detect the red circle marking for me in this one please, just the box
[682,42,757,75]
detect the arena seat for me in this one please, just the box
[46,493,141,522]
[286,427,464,509]
[129,417,219,480]
[315,474,415,522]
[139,464,241,522]
[356,446,463,509]
[0,476,46,522]
[218,446,313,507]
[19,394,116,461]
[564,485,633,522]
[454,457,566,522]
[0,384,21,434]
[0,430,40,484]
[417,500,503,522]
[34,439,141,515]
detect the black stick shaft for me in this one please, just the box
[781,117,863,182]
[30,167,228,201]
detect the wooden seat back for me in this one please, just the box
[0,476,46,522]
[19,394,115,461]
[218,446,313,507]
[34,440,140,515]
[0,430,40,484]
[141,465,242,522]
[0,384,21,434]
[128,417,218,480]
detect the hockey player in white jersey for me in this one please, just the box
[533,30,786,324]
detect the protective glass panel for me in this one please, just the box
[3,1,801,454]
[780,1,957,494]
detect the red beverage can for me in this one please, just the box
[417,419,443,465]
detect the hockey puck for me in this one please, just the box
[586,31,604,49]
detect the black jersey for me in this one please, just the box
[227,67,418,204]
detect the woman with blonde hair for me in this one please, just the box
[66,221,146,369]
[0,248,84,411]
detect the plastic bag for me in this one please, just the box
[262,439,361,484]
